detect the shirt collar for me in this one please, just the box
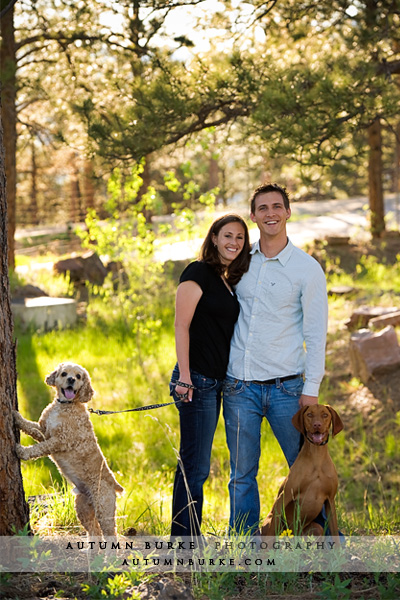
[251,238,294,266]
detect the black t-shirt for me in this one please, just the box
[179,261,240,380]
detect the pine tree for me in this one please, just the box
[0,105,30,536]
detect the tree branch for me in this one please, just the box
[0,0,18,19]
[378,58,400,76]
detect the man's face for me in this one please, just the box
[250,191,291,238]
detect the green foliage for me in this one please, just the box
[81,571,149,599]
[77,164,169,355]
[385,433,398,459]
[192,572,239,600]
[375,573,400,599]
[165,163,218,238]
[317,574,353,600]
[28,483,80,535]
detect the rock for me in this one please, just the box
[136,576,194,600]
[345,306,400,331]
[383,230,400,239]
[325,235,351,246]
[54,251,107,285]
[107,260,129,289]
[11,297,77,331]
[12,284,48,300]
[328,285,357,296]
[370,310,400,330]
[349,326,400,383]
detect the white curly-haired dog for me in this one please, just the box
[14,362,123,539]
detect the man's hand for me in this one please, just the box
[299,394,318,408]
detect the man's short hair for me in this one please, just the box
[250,183,290,213]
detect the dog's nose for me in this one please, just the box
[67,377,75,385]
[313,420,322,429]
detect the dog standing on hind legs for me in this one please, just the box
[260,404,343,537]
[14,362,123,540]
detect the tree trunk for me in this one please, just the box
[83,159,96,213]
[30,142,39,225]
[69,152,82,222]
[368,117,385,238]
[220,166,227,206]
[395,121,400,230]
[138,155,153,223]
[0,4,17,269]
[0,110,30,535]
[209,156,219,190]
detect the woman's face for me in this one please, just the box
[212,221,246,266]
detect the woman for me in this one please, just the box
[170,213,251,539]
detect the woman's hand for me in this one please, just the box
[175,379,194,403]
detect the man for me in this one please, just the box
[223,183,328,534]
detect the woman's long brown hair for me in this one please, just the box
[199,214,251,286]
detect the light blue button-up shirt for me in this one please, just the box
[227,238,328,397]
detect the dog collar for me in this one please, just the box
[306,433,329,446]
[57,398,73,405]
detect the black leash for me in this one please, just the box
[88,399,182,416]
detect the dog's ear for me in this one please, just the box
[79,369,95,403]
[45,365,61,387]
[326,405,344,437]
[292,406,308,433]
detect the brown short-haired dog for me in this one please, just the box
[260,404,343,537]
[14,362,123,539]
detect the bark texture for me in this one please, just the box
[0,4,17,268]
[0,109,30,535]
[368,117,385,238]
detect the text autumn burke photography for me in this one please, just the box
[1,536,399,573]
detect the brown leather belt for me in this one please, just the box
[252,374,301,385]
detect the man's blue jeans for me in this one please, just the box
[170,365,223,538]
[223,375,304,534]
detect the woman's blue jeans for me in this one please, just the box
[170,365,223,538]
[223,375,304,535]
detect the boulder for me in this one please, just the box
[370,310,400,330]
[349,326,400,383]
[325,235,351,246]
[345,306,400,331]
[328,285,357,297]
[54,251,107,285]
[11,297,77,331]
[12,284,48,300]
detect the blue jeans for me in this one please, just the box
[223,375,304,534]
[170,365,223,538]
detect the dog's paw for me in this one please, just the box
[15,444,29,460]
[13,410,23,425]
[31,427,45,441]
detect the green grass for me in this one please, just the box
[14,251,400,538]
[15,297,294,537]
[9,245,400,599]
